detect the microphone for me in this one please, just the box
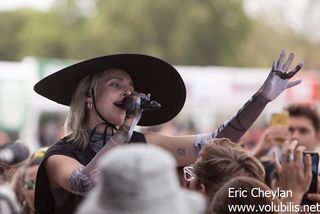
[123,94,161,112]
[0,141,30,166]
[140,99,161,111]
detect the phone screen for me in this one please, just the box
[301,152,319,206]
[270,113,288,127]
[270,113,288,144]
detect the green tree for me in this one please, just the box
[81,0,250,65]
[234,18,320,69]
[0,11,26,60]
[0,0,251,65]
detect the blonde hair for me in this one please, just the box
[64,73,101,148]
[194,138,265,200]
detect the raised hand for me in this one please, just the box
[258,49,304,101]
[272,140,312,205]
[250,126,289,159]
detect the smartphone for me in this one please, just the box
[301,152,319,206]
[270,113,288,144]
[270,113,288,127]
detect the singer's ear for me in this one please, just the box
[86,91,92,97]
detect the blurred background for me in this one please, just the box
[0,0,320,150]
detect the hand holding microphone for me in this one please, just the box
[117,92,161,142]
[123,92,161,116]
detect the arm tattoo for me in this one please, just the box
[67,107,140,196]
[69,166,99,195]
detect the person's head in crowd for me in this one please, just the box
[285,104,320,151]
[12,147,47,214]
[185,138,265,201]
[0,141,30,183]
[34,55,186,149]
[250,104,319,187]
[77,144,207,214]
[209,176,280,214]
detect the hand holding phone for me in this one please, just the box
[270,112,289,144]
[273,141,316,206]
[300,152,319,206]
[270,112,288,127]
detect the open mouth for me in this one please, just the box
[114,101,124,109]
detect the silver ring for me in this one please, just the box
[288,153,294,161]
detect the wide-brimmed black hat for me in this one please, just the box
[34,54,186,126]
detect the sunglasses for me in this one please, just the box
[23,179,35,190]
[183,165,196,181]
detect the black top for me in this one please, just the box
[34,131,146,214]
